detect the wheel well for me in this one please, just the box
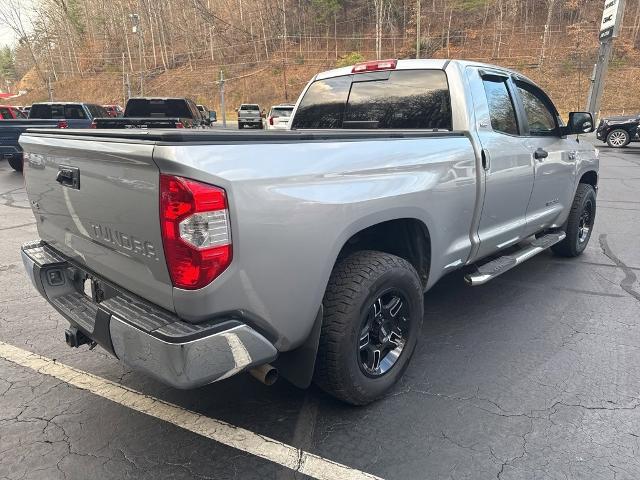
[579,170,598,188]
[338,218,431,287]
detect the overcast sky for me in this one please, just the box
[0,0,35,49]
[0,24,18,48]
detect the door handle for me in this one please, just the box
[534,148,548,160]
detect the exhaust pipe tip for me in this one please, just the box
[249,364,278,386]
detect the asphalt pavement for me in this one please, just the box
[0,141,639,480]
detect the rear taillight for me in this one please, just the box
[269,116,274,125]
[90,120,97,128]
[175,121,184,128]
[160,174,232,290]
[352,59,397,73]
[57,120,68,129]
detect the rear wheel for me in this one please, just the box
[606,129,630,148]
[551,183,596,257]
[314,250,423,405]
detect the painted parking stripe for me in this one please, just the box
[0,341,382,480]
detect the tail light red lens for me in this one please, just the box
[90,120,97,128]
[175,121,184,128]
[160,174,232,290]
[57,120,69,129]
[269,116,274,125]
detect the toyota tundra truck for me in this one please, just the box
[19,59,598,405]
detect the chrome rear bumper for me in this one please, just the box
[21,241,277,388]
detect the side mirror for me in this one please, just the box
[566,112,594,135]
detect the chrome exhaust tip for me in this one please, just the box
[249,364,278,386]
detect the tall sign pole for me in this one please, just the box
[586,0,626,118]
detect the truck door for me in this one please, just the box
[511,80,578,235]
[466,68,535,259]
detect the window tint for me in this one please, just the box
[240,104,260,111]
[293,70,451,130]
[291,75,351,129]
[515,82,557,135]
[482,77,518,135]
[344,70,451,129]
[0,107,11,119]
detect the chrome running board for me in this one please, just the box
[465,231,566,286]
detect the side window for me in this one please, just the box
[0,107,10,119]
[482,76,519,135]
[515,82,558,136]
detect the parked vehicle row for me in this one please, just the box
[93,97,210,129]
[18,58,599,405]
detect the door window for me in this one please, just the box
[515,81,558,136]
[482,77,519,135]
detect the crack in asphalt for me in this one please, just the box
[0,222,36,231]
[599,234,640,302]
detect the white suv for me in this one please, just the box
[265,104,294,130]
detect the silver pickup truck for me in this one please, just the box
[20,59,598,405]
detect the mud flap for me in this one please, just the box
[273,306,323,389]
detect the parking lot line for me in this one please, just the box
[0,341,383,480]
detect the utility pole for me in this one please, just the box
[219,70,226,128]
[129,13,143,96]
[47,73,53,101]
[416,0,421,58]
[122,52,127,105]
[282,0,288,101]
[586,0,626,118]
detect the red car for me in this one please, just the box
[0,105,26,119]
[102,105,124,117]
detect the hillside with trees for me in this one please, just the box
[1,0,639,116]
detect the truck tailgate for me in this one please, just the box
[20,133,174,311]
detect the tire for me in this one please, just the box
[8,155,23,172]
[606,129,630,148]
[314,250,423,405]
[551,183,596,257]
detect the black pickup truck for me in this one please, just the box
[93,97,206,129]
[0,119,61,171]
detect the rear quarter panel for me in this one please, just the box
[153,136,477,349]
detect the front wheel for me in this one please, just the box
[607,129,630,148]
[314,251,423,405]
[552,183,596,257]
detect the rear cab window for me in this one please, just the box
[29,104,87,119]
[291,69,452,130]
[125,99,193,118]
[240,104,260,111]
